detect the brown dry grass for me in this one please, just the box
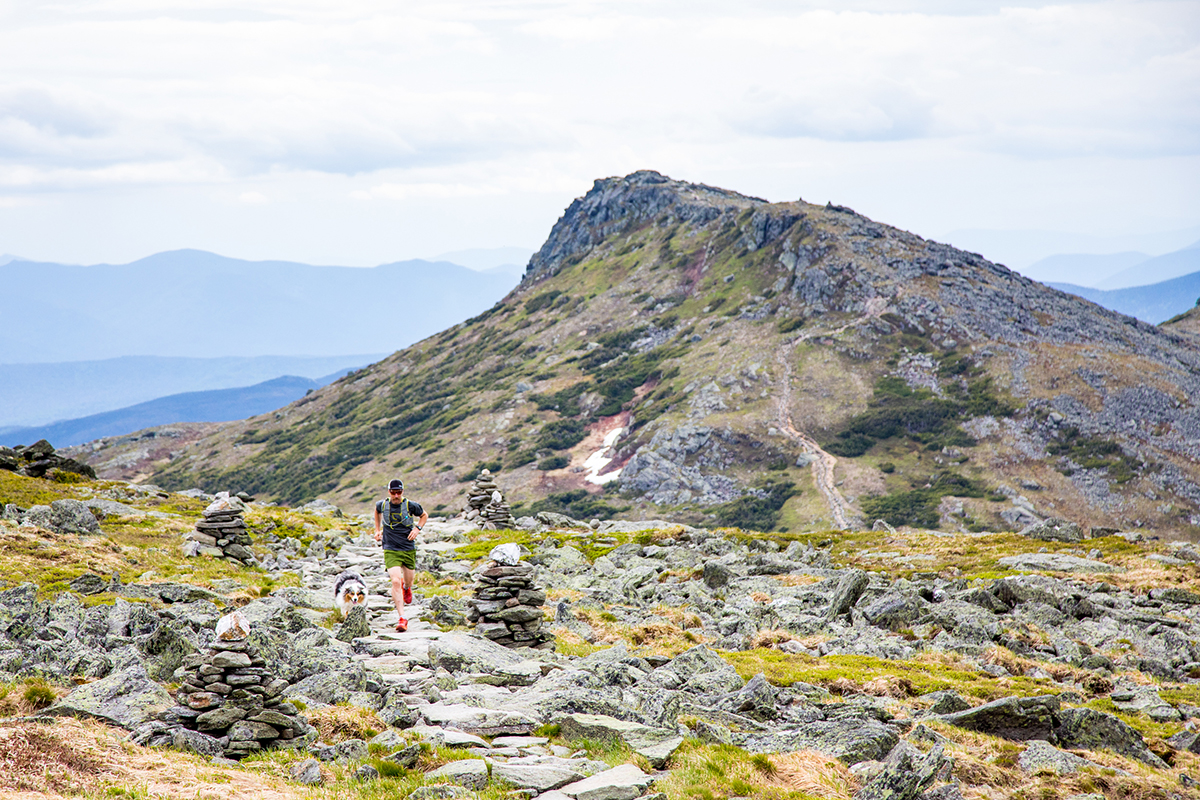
[769,750,858,798]
[749,629,796,649]
[304,705,385,744]
[980,645,1090,686]
[0,721,105,794]
[825,675,915,699]
[0,718,299,800]
[773,574,821,587]
[653,605,704,629]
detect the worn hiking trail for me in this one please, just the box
[773,299,887,530]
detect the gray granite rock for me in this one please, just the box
[44,664,172,730]
[1054,707,1166,768]
[427,758,488,790]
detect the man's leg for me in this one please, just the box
[388,565,406,621]
[402,565,415,605]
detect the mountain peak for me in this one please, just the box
[523,170,765,281]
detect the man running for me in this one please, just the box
[374,479,428,632]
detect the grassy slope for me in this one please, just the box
[70,195,1193,536]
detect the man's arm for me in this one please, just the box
[408,511,429,541]
[373,506,383,543]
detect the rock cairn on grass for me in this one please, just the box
[466,544,554,650]
[172,611,306,759]
[463,469,499,521]
[482,490,517,530]
[183,492,257,566]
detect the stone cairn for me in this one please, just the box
[463,469,499,522]
[183,492,257,566]
[173,611,306,759]
[463,470,517,530]
[482,490,517,530]
[466,544,555,650]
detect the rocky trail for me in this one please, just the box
[772,299,887,530]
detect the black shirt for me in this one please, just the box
[376,498,424,551]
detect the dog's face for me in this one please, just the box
[334,577,368,615]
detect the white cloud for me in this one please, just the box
[0,0,1194,261]
[238,191,269,204]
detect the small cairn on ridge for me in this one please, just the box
[172,611,307,759]
[466,544,555,650]
[183,492,257,566]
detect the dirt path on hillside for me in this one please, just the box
[774,298,887,530]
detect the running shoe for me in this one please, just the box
[395,617,407,632]
[403,583,413,605]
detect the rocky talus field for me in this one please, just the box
[4,462,1200,799]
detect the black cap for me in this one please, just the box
[388,479,403,492]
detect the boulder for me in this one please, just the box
[335,606,372,642]
[861,592,926,631]
[44,664,173,730]
[741,718,898,765]
[428,633,526,673]
[171,727,225,758]
[427,758,489,790]
[50,499,100,534]
[555,763,655,800]
[1017,740,1114,775]
[824,569,869,620]
[855,742,945,800]
[421,702,537,736]
[702,561,732,589]
[491,756,605,791]
[557,713,683,768]
[290,758,323,785]
[1053,707,1166,768]
[490,543,523,565]
[997,554,1122,574]
[938,695,1059,742]
[1019,518,1083,543]
[732,672,777,720]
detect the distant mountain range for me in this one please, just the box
[945,225,1200,271]
[1051,270,1200,325]
[0,249,521,363]
[0,372,352,449]
[0,354,383,429]
[1021,239,1200,289]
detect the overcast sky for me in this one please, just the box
[0,0,1196,267]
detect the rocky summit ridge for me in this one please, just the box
[72,170,1200,537]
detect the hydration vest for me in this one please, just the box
[381,498,413,528]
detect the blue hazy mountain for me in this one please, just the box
[0,372,353,449]
[0,249,521,363]
[943,224,1200,271]
[1050,270,1200,325]
[1093,240,1200,289]
[0,354,383,429]
[1022,251,1150,287]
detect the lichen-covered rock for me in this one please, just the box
[855,742,946,800]
[44,663,172,729]
[335,605,371,642]
[938,695,1059,742]
[50,499,100,534]
[1019,518,1084,543]
[1053,707,1166,768]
